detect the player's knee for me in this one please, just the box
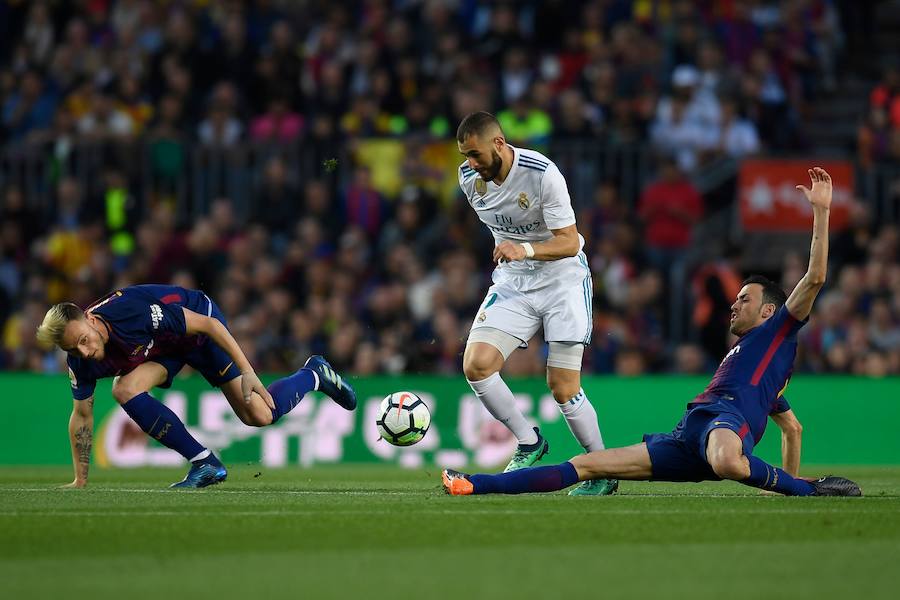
[569,452,603,479]
[236,408,273,427]
[111,382,143,405]
[709,455,749,481]
[548,379,580,404]
[463,355,498,382]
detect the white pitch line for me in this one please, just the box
[0,488,421,495]
[0,488,897,501]
[0,507,893,518]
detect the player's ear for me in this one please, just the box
[762,303,776,319]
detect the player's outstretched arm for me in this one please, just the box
[785,167,832,321]
[61,398,94,488]
[770,409,803,477]
[182,308,275,409]
[493,224,581,263]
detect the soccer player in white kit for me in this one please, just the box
[456,111,616,495]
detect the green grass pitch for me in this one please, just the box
[1,465,898,600]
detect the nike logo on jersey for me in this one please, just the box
[143,339,155,357]
[218,362,234,376]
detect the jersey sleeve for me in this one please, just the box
[762,304,808,338]
[94,290,187,338]
[147,301,187,336]
[770,394,791,414]
[457,163,475,201]
[67,358,96,401]
[540,163,576,230]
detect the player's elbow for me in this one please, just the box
[194,314,223,338]
[805,272,826,288]
[784,420,803,438]
[560,235,580,257]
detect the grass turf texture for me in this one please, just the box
[1,466,897,600]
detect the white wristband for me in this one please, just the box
[521,242,535,258]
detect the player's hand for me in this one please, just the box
[758,489,782,496]
[241,370,275,410]
[493,241,527,263]
[796,167,832,210]
[59,479,87,489]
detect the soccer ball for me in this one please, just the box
[376,391,431,446]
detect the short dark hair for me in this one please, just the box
[742,275,787,308]
[456,111,502,143]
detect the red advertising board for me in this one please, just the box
[738,160,854,231]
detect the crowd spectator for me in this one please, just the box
[1,0,894,378]
[637,156,704,275]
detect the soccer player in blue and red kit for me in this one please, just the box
[36,284,357,489]
[443,167,861,497]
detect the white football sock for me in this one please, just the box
[468,372,538,445]
[559,389,605,452]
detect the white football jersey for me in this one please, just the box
[458,145,584,273]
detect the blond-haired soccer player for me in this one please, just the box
[37,285,356,488]
[455,111,614,495]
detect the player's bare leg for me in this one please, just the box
[705,427,861,496]
[111,362,226,488]
[464,340,547,471]
[220,355,356,428]
[569,443,654,481]
[110,361,169,405]
[547,364,617,495]
[219,377,276,426]
[705,428,751,480]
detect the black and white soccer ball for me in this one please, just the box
[376,391,431,446]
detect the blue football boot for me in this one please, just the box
[170,454,227,489]
[304,355,357,410]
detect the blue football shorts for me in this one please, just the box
[642,405,753,482]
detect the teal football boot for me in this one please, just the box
[503,427,550,472]
[567,478,619,496]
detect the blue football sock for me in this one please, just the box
[122,392,205,460]
[743,455,815,496]
[470,462,580,495]
[267,368,317,423]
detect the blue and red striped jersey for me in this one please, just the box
[66,285,212,400]
[689,304,806,444]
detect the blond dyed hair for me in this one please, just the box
[36,303,84,349]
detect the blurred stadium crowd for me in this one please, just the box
[1,0,897,377]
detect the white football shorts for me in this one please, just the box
[468,252,592,347]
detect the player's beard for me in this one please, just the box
[729,306,760,336]
[729,313,746,336]
[479,149,503,181]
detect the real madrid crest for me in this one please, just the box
[475,178,487,196]
[477,311,487,323]
[518,192,529,210]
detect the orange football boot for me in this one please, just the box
[442,469,474,495]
